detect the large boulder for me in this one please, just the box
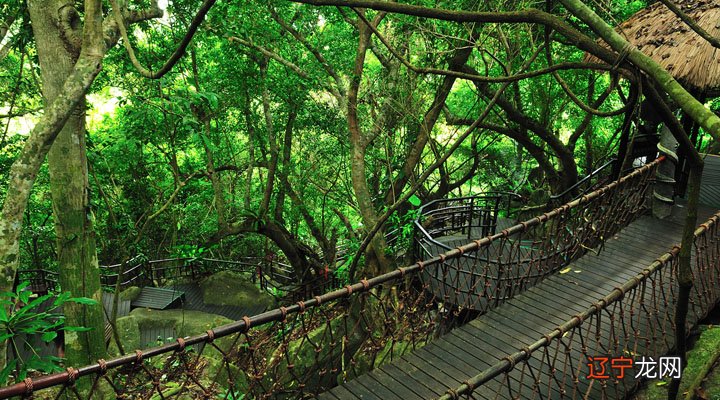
[115,309,236,358]
[130,308,231,336]
[119,286,142,302]
[107,315,142,356]
[199,271,274,310]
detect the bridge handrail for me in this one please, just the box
[18,256,287,294]
[0,158,665,399]
[414,192,523,241]
[413,159,659,311]
[548,158,617,205]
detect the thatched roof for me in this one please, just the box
[588,0,720,96]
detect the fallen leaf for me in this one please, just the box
[574,270,582,273]
[560,267,571,274]
[656,381,668,387]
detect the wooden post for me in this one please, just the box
[669,163,703,400]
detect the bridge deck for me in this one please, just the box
[322,157,720,400]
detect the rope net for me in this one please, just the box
[0,159,666,399]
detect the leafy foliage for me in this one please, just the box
[0,0,687,290]
[0,282,97,384]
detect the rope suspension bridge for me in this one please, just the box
[2,155,720,399]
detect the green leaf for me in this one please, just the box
[68,297,98,305]
[24,294,52,310]
[16,281,30,293]
[0,360,16,385]
[53,291,72,307]
[0,306,7,323]
[41,331,57,343]
[18,290,30,305]
[408,194,421,207]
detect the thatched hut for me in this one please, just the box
[585,0,720,195]
[588,0,720,97]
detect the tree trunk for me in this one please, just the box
[260,59,278,216]
[668,164,702,400]
[28,0,106,368]
[243,96,256,210]
[274,106,298,224]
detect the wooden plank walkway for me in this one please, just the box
[699,154,720,209]
[321,159,720,400]
[167,283,269,321]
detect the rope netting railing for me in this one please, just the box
[414,159,659,312]
[0,159,662,399]
[437,211,720,400]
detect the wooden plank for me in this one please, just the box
[316,390,341,400]
[364,367,427,400]
[503,295,574,330]
[434,334,515,400]
[498,290,612,398]
[458,320,532,360]
[478,311,550,342]
[382,362,444,397]
[346,372,407,400]
[402,353,465,393]
[323,383,362,399]
[410,349,471,389]
[421,341,482,376]
[452,312,560,396]
[475,312,572,397]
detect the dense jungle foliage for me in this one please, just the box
[0,0,719,389]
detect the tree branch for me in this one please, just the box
[269,6,346,97]
[58,4,82,56]
[349,80,513,279]
[0,7,19,61]
[109,0,213,79]
[228,36,309,79]
[291,0,628,68]
[0,108,42,119]
[354,8,617,84]
[444,110,561,186]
